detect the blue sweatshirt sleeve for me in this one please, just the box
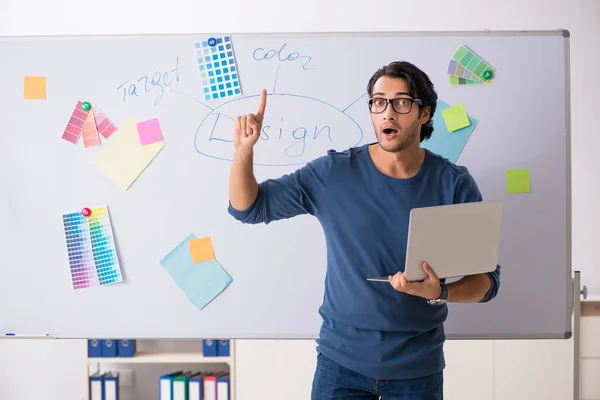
[227,153,331,224]
[454,170,501,303]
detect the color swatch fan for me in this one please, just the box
[61,101,118,146]
[62,206,123,290]
[448,45,496,85]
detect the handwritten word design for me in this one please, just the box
[194,93,363,166]
[117,57,183,106]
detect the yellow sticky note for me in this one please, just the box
[93,117,165,190]
[506,169,531,194]
[24,76,46,100]
[189,236,216,263]
[441,104,471,132]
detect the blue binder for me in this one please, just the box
[88,339,103,357]
[89,372,103,400]
[118,339,136,357]
[202,339,218,356]
[159,371,183,400]
[102,339,117,357]
[188,373,204,400]
[217,375,230,400]
[217,339,230,357]
[103,372,119,400]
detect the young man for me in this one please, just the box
[227,61,501,400]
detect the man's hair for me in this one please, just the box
[366,61,438,142]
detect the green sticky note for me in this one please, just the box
[441,104,471,132]
[506,169,531,194]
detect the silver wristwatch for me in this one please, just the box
[427,283,448,305]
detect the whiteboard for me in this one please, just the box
[0,30,572,339]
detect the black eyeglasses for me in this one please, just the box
[368,97,423,114]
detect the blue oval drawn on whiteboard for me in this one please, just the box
[207,38,217,47]
[194,93,364,167]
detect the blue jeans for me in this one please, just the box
[311,352,443,400]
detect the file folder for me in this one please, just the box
[103,372,119,400]
[217,375,230,400]
[188,373,204,400]
[173,371,193,400]
[203,375,217,400]
[217,340,230,357]
[203,339,218,356]
[89,372,103,400]
[102,339,117,357]
[88,339,103,357]
[160,371,183,400]
[118,339,136,357]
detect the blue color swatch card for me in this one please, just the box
[194,35,242,101]
[160,234,232,310]
[421,100,478,163]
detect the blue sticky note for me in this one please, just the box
[160,234,232,310]
[421,100,478,163]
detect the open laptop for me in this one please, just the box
[367,200,503,283]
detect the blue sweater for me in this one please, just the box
[228,143,501,380]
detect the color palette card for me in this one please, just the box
[92,105,118,140]
[81,110,101,148]
[448,45,496,85]
[194,35,242,101]
[61,101,91,144]
[62,206,123,290]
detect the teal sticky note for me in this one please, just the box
[421,100,478,163]
[160,234,232,310]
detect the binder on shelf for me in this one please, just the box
[217,375,230,400]
[103,372,119,400]
[188,373,204,400]
[173,371,194,400]
[102,339,117,357]
[217,339,230,357]
[159,371,183,400]
[203,375,217,400]
[88,339,103,357]
[202,339,218,357]
[118,339,136,357]
[89,372,103,400]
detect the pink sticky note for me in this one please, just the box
[136,118,164,146]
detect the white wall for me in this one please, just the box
[1,0,599,399]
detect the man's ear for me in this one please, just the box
[420,106,431,124]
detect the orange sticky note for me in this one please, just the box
[189,236,216,263]
[24,76,46,100]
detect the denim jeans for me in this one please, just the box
[311,352,443,400]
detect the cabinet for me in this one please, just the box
[84,340,236,400]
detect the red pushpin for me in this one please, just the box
[82,207,92,217]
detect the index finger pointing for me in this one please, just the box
[256,89,267,119]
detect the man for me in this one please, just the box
[227,61,501,400]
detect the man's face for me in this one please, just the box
[369,76,429,153]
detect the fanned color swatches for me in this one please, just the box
[448,45,496,85]
[61,101,91,144]
[62,101,118,146]
[62,206,123,290]
[93,106,118,139]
